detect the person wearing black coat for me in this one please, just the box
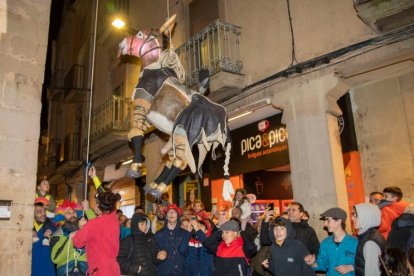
[288,202,320,256]
[262,217,315,276]
[117,213,159,275]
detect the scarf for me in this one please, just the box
[217,236,248,263]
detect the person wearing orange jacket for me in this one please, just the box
[378,186,410,239]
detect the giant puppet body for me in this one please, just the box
[118,29,233,200]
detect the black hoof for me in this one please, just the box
[126,168,142,178]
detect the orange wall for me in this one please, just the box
[211,175,244,210]
[343,151,366,215]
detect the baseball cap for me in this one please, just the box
[320,207,347,221]
[220,220,240,232]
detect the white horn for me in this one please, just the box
[160,14,176,34]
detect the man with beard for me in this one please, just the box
[32,201,56,276]
[151,204,166,234]
[50,200,95,276]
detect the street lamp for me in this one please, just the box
[112,16,125,29]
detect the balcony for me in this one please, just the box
[354,0,414,33]
[89,95,132,157]
[57,133,82,174]
[176,19,246,102]
[47,69,66,101]
[64,64,87,102]
[37,138,61,176]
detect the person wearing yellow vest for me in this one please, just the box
[35,179,56,214]
[88,166,105,193]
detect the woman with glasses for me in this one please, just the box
[351,203,385,276]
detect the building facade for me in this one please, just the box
[0,0,51,274]
[39,0,414,239]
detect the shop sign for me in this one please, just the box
[210,114,290,178]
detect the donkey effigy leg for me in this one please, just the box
[126,98,152,178]
[148,135,189,198]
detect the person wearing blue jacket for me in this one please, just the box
[32,202,56,276]
[305,207,357,276]
[183,219,215,276]
[154,204,191,276]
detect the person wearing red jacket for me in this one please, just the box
[378,186,410,240]
[72,191,121,276]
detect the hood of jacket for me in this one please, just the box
[268,217,296,245]
[131,212,151,237]
[394,213,414,229]
[355,203,381,235]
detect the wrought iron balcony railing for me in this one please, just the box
[90,95,131,142]
[176,19,243,88]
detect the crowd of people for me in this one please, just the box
[31,173,414,276]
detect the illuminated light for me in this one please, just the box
[112,18,126,29]
[228,110,253,122]
[121,159,133,165]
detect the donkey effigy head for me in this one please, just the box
[118,30,163,64]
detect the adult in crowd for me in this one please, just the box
[288,202,320,256]
[72,191,121,276]
[369,192,383,205]
[305,207,357,275]
[378,186,409,239]
[203,219,257,276]
[32,202,56,276]
[232,188,252,230]
[117,212,160,275]
[51,200,95,275]
[384,204,414,275]
[262,217,314,276]
[151,204,166,234]
[351,203,385,276]
[153,204,191,275]
[35,179,56,214]
[134,205,145,214]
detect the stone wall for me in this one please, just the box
[0,0,51,274]
[352,68,414,203]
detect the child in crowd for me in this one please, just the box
[117,212,160,275]
[378,186,409,239]
[351,203,385,276]
[35,179,56,214]
[203,219,257,276]
[183,219,215,276]
[262,217,314,275]
[305,207,357,276]
[193,199,209,221]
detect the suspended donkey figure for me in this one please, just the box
[117,20,233,200]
